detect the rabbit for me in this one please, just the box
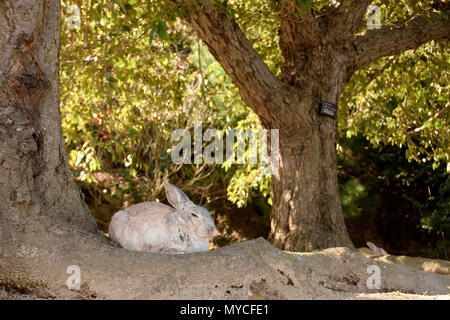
[108,182,216,254]
[366,241,388,256]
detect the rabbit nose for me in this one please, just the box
[208,226,216,236]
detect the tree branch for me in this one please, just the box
[350,12,450,71]
[322,0,373,38]
[174,0,287,126]
[278,1,322,85]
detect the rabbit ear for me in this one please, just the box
[366,241,378,253]
[164,182,192,208]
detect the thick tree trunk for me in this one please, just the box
[177,0,354,251]
[264,82,354,251]
[0,0,96,235]
[0,0,97,293]
[269,111,354,251]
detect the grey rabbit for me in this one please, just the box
[108,182,216,253]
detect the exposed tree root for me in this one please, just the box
[1,236,449,299]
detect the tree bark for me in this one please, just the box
[269,99,354,251]
[0,0,96,292]
[176,0,355,251]
[0,0,96,233]
[350,11,450,72]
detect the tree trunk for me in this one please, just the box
[266,87,354,251]
[269,116,353,251]
[0,0,96,234]
[174,0,357,251]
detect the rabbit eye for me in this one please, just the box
[191,213,198,218]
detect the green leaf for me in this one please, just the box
[128,128,139,136]
[297,0,310,9]
[156,21,168,40]
[405,149,412,159]
[149,26,157,43]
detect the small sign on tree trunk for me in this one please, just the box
[318,101,338,119]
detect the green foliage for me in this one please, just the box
[227,165,272,208]
[60,0,264,213]
[190,39,273,207]
[340,42,450,168]
[340,179,369,218]
[338,135,449,258]
[60,0,227,208]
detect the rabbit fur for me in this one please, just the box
[108,182,216,253]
